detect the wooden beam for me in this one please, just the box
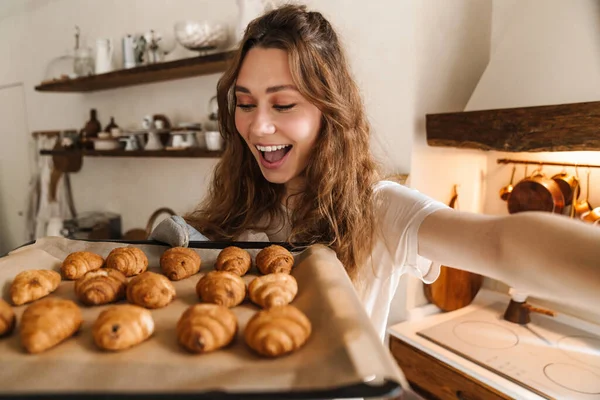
[426,101,600,152]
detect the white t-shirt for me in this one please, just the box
[238,180,449,340]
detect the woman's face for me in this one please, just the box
[235,47,322,188]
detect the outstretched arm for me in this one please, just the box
[418,209,600,313]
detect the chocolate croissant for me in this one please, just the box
[248,273,298,309]
[244,305,311,358]
[61,251,104,280]
[160,247,201,281]
[127,271,176,309]
[75,268,127,306]
[93,304,154,351]
[106,247,148,277]
[20,298,82,354]
[215,246,251,276]
[255,245,294,275]
[177,304,238,353]
[10,269,61,306]
[196,271,246,308]
[0,299,16,337]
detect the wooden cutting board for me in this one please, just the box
[423,185,483,311]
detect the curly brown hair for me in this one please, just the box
[185,4,380,280]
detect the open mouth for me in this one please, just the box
[255,144,293,168]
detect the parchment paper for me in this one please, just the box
[0,238,402,397]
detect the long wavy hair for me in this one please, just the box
[185,4,380,281]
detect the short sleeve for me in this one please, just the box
[373,181,449,283]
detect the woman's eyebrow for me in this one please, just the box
[234,84,297,94]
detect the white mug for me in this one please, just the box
[95,38,114,74]
[205,131,223,151]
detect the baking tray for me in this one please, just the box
[0,237,403,399]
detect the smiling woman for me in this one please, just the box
[150,4,600,343]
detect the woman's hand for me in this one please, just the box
[148,216,209,247]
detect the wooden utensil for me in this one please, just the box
[424,185,483,312]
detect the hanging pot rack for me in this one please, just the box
[497,158,600,169]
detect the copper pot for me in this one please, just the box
[581,207,600,226]
[507,170,565,214]
[551,170,580,206]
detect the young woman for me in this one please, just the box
[151,4,600,340]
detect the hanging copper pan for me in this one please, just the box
[507,169,565,214]
[574,169,593,217]
[551,169,580,206]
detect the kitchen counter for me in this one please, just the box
[387,289,600,399]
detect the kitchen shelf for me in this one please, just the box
[35,51,235,93]
[40,149,222,158]
[426,100,600,152]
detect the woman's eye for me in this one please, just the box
[274,104,296,111]
[236,104,255,111]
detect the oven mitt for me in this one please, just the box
[148,216,209,247]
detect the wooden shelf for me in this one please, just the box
[35,51,235,93]
[40,149,222,158]
[426,100,600,152]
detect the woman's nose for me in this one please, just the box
[249,109,276,137]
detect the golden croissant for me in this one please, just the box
[215,246,251,276]
[244,305,311,358]
[196,271,246,308]
[160,247,201,281]
[255,245,294,275]
[10,269,61,306]
[61,251,104,280]
[127,271,176,309]
[248,273,298,309]
[0,299,16,337]
[74,268,127,306]
[177,304,238,353]
[106,247,148,277]
[20,298,82,354]
[93,304,154,351]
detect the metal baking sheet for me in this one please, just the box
[0,237,403,399]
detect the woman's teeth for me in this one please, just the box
[256,144,291,152]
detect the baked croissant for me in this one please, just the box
[0,299,16,337]
[10,270,61,306]
[74,268,127,306]
[20,298,82,354]
[215,246,251,276]
[106,247,148,277]
[255,245,294,275]
[244,305,311,357]
[248,273,298,309]
[61,251,104,280]
[127,271,176,309]
[160,247,201,281]
[177,304,238,353]
[93,304,154,351]
[196,271,246,308]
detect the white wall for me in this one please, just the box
[404,0,492,311]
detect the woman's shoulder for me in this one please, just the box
[371,180,449,214]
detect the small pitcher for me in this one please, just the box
[95,38,114,74]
